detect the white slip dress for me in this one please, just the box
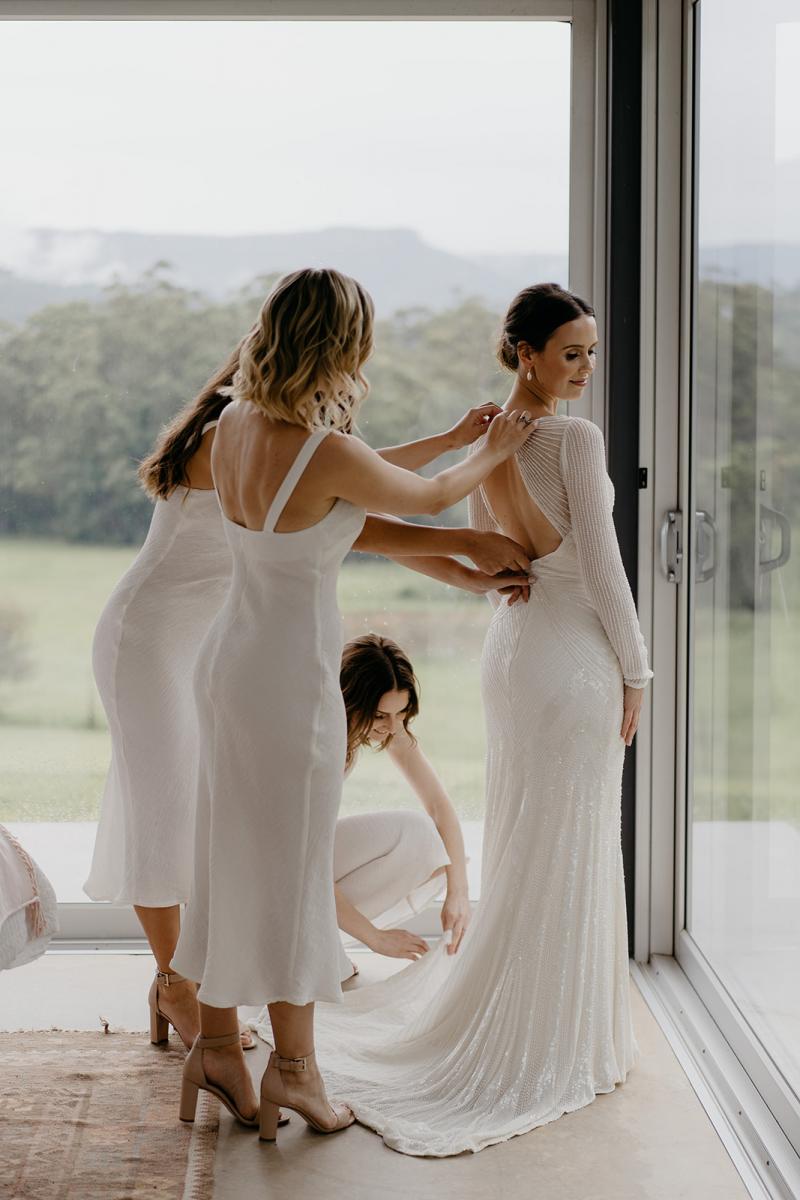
[256,416,651,1156]
[172,430,366,1008]
[85,422,229,906]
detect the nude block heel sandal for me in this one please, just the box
[180,1031,259,1128]
[259,1049,354,1142]
[148,969,185,1046]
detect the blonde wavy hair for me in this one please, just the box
[232,268,374,431]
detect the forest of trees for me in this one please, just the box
[1,269,798,551]
[0,270,512,545]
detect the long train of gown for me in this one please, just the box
[257,415,652,1156]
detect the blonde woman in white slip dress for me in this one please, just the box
[85,342,531,1054]
[284,283,653,1157]
[170,268,533,1137]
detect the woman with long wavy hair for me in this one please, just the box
[132,267,531,1137]
[85,311,532,1058]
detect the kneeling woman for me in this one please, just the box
[334,634,470,974]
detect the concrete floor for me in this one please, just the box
[0,950,750,1200]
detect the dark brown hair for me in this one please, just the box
[497,282,595,371]
[138,337,248,500]
[340,634,420,770]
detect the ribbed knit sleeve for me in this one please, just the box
[561,419,652,688]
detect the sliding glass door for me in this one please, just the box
[681,0,800,1148]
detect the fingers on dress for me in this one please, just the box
[296,415,651,1156]
[172,430,366,1008]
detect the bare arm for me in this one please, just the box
[377,403,501,470]
[378,554,529,604]
[323,410,533,518]
[353,513,531,574]
[334,884,429,962]
[387,734,472,954]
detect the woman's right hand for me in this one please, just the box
[468,530,531,575]
[368,927,430,961]
[483,409,537,461]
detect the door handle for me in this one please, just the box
[660,510,683,583]
[695,510,716,583]
[759,504,791,574]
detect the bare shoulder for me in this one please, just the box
[316,429,375,470]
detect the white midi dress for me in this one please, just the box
[85,423,230,906]
[172,431,366,1008]
[274,416,651,1156]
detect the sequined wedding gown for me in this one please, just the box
[257,415,651,1156]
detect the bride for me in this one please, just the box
[256,282,652,1156]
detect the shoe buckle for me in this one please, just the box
[274,1055,307,1072]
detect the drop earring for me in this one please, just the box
[526,370,532,382]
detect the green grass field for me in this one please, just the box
[2,537,797,830]
[0,538,490,823]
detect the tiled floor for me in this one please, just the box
[0,950,750,1200]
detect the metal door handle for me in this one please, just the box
[660,510,683,583]
[695,510,716,583]
[759,504,791,573]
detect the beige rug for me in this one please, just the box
[0,1031,219,1200]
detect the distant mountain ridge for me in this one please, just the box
[0,226,568,323]
[0,224,798,327]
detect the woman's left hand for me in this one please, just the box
[464,567,531,604]
[440,890,471,955]
[621,685,644,746]
[446,403,502,449]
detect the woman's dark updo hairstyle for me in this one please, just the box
[497,282,595,372]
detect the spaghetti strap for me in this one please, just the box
[200,419,218,436]
[263,430,331,532]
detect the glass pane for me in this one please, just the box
[0,20,570,907]
[689,0,800,1099]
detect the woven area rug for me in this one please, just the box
[0,1032,219,1200]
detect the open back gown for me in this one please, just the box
[261,415,652,1156]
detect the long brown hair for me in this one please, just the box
[340,634,420,770]
[233,268,374,433]
[138,337,247,500]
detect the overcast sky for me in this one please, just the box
[0,20,571,257]
[1,16,797,260]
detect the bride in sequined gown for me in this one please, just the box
[257,285,652,1157]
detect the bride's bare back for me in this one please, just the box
[480,454,562,561]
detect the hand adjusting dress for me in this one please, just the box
[173,430,366,1008]
[274,415,651,1156]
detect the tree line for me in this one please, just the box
[0,269,510,545]
[1,269,798,556]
